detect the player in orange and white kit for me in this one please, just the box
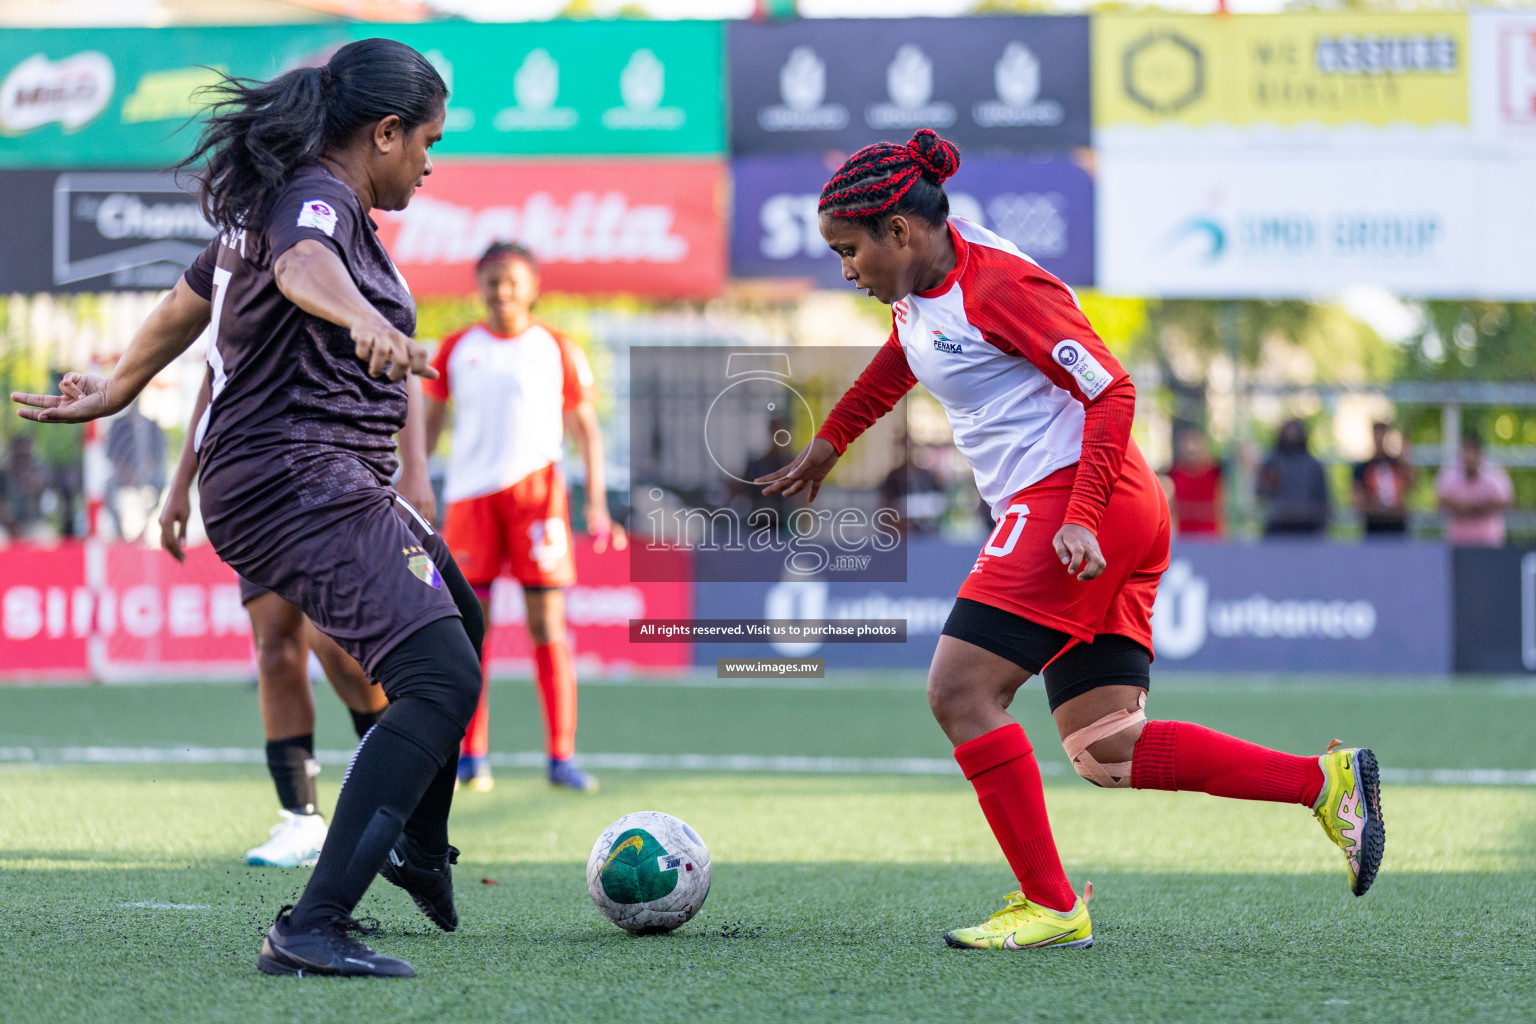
[423,242,623,793]
[761,130,1385,951]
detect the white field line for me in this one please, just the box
[120,902,210,910]
[2,745,1536,786]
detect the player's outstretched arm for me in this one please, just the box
[273,239,436,383]
[395,375,437,523]
[756,437,840,503]
[12,278,211,424]
[158,367,212,563]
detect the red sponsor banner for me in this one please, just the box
[0,541,90,680]
[1,540,692,682]
[375,160,727,298]
[485,536,693,677]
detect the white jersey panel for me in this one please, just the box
[442,324,568,504]
[897,219,1087,519]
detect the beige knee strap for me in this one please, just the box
[1062,692,1147,789]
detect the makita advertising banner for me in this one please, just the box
[0,22,722,168]
[728,17,1091,155]
[373,160,727,298]
[1151,542,1451,674]
[732,153,1093,286]
[0,169,213,292]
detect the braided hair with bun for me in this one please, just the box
[818,128,961,236]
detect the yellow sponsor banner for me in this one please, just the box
[1094,13,1469,128]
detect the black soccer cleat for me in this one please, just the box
[257,906,416,978]
[379,835,460,932]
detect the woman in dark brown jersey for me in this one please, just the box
[13,38,483,979]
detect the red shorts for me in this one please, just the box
[957,443,1171,654]
[442,463,576,589]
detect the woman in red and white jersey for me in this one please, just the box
[762,130,1384,951]
[423,242,622,793]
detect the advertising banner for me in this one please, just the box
[374,160,727,298]
[375,21,724,156]
[0,26,350,169]
[0,23,722,169]
[0,540,692,682]
[731,153,1093,286]
[728,17,1091,155]
[0,169,212,292]
[1471,10,1536,152]
[1097,155,1536,299]
[1450,546,1536,673]
[1152,542,1451,674]
[1093,13,1469,132]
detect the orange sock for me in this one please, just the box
[534,640,577,761]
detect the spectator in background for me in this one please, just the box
[880,441,948,535]
[1437,430,1514,547]
[1257,418,1330,537]
[1167,428,1223,537]
[1352,421,1414,538]
[104,399,165,541]
[0,435,48,540]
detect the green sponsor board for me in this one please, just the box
[377,21,724,156]
[0,26,351,168]
[0,22,724,168]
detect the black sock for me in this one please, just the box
[402,758,456,857]
[287,701,460,931]
[266,734,318,814]
[349,708,384,739]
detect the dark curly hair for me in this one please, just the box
[176,38,447,247]
[818,128,961,237]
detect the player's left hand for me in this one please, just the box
[588,500,627,554]
[396,471,437,524]
[12,372,117,423]
[1053,523,1106,581]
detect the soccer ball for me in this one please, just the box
[586,811,711,934]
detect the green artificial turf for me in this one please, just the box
[1,678,1533,1022]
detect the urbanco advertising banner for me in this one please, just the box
[1471,10,1536,152]
[0,23,723,168]
[0,169,212,292]
[374,20,724,156]
[728,17,1091,155]
[731,153,1093,287]
[0,26,350,168]
[1093,13,1469,143]
[0,540,692,683]
[1097,155,1536,299]
[1152,542,1451,674]
[373,160,727,298]
[1450,546,1536,673]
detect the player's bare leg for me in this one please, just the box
[456,590,495,790]
[306,621,388,738]
[930,636,1090,948]
[527,587,594,792]
[247,593,327,868]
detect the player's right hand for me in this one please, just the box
[756,437,839,503]
[351,320,438,382]
[11,372,116,423]
[158,483,193,564]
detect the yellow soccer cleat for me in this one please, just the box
[1313,741,1385,897]
[943,884,1093,950]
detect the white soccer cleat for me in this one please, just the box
[245,810,328,868]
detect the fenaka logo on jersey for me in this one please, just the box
[1052,339,1112,399]
[297,199,338,237]
[403,545,443,589]
[931,329,961,354]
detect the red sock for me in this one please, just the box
[459,649,491,759]
[1131,721,1324,806]
[953,723,1076,913]
[535,640,578,761]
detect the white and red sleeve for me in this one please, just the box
[553,328,598,413]
[816,331,918,455]
[422,326,469,403]
[967,269,1135,533]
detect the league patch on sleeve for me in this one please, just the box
[1051,339,1114,400]
[296,199,338,237]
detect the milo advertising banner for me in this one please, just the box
[0,22,724,167]
[728,17,1091,155]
